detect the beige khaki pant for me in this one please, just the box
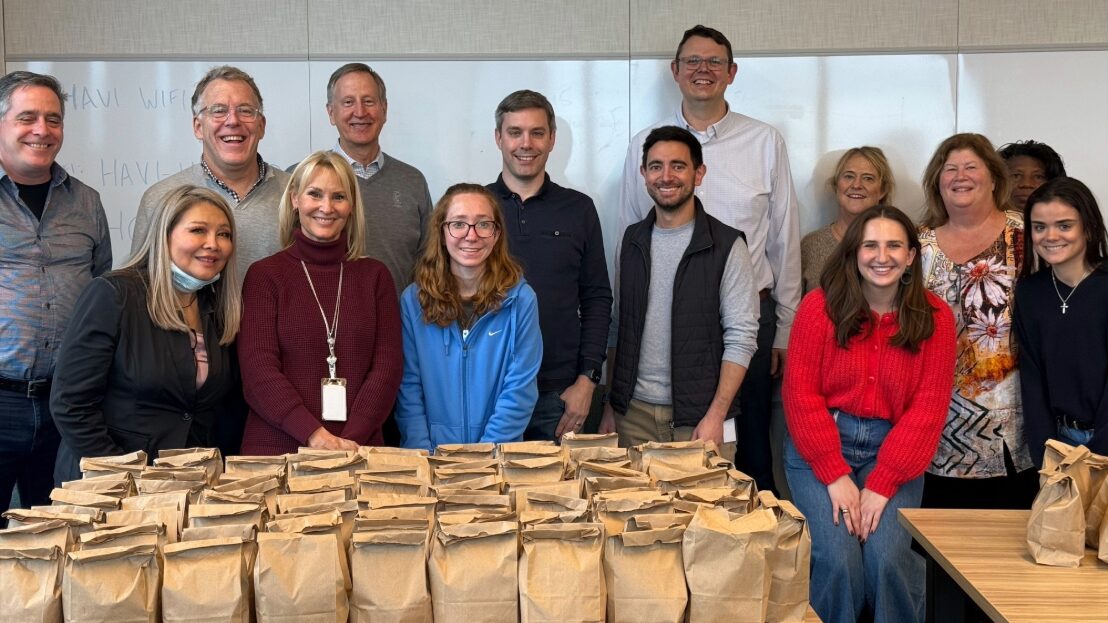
[616,399,736,463]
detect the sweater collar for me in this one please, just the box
[288,228,349,264]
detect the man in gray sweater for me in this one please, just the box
[131,65,289,284]
[319,63,432,296]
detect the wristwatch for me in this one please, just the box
[581,367,602,384]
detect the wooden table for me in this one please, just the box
[899,508,1108,623]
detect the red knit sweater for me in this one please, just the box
[783,288,956,498]
[239,230,403,455]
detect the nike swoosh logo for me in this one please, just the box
[488,329,503,337]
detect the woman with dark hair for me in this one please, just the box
[239,151,402,454]
[801,146,897,293]
[51,185,242,481]
[998,139,1067,211]
[784,205,955,623]
[1014,176,1108,461]
[917,132,1038,510]
[396,183,542,451]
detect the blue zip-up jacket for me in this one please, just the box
[396,279,542,451]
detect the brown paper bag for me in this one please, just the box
[287,473,358,497]
[519,523,605,623]
[188,503,265,531]
[603,523,687,623]
[437,493,512,516]
[289,454,367,479]
[120,490,189,539]
[432,472,503,493]
[428,520,519,623]
[134,477,206,503]
[3,509,97,538]
[676,487,753,514]
[577,461,645,481]
[502,457,566,486]
[49,487,120,510]
[255,532,348,623]
[63,543,159,622]
[652,465,730,493]
[357,474,430,498]
[359,446,429,458]
[154,448,223,485]
[103,509,177,544]
[180,523,259,579]
[758,492,812,623]
[60,471,135,498]
[211,474,280,517]
[1027,469,1085,567]
[560,431,619,451]
[29,504,105,522]
[566,446,628,479]
[224,455,287,485]
[683,506,777,623]
[1041,441,1108,512]
[79,450,148,479]
[276,490,347,514]
[435,443,497,460]
[267,509,351,591]
[162,537,250,622]
[433,465,499,484]
[79,523,164,554]
[582,476,654,498]
[636,440,707,475]
[629,513,693,531]
[0,545,63,623]
[517,491,589,516]
[508,480,582,511]
[519,509,589,526]
[592,491,674,536]
[349,529,433,623]
[1087,475,1108,550]
[0,518,73,553]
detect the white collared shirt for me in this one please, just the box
[332,140,385,179]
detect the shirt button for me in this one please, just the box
[868,376,876,383]
[521,219,527,225]
[554,230,560,236]
[182,412,193,421]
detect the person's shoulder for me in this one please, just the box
[507,279,537,305]
[139,165,202,203]
[1004,209,1024,228]
[263,163,291,185]
[546,179,597,210]
[380,153,428,182]
[629,117,672,144]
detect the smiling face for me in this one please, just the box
[939,148,997,213]
[857,217,916,301]
[292,166,352,243]
[670,35,736,105]
[1030,199,1087,274]
[1007,155,1048,210]
[495,107,554,186]
[641,140,705,213]
[443,192,500,275]
[326,71,387,158]
[168,201,233,282]
[0,85,64,184]
[192,79,266,178]
[836,154,886,217]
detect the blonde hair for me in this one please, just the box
[921,133,1011,228]
[828,146,896,205]
[122,185,241,345]
[413,183,523,327]
[279,151,365,261]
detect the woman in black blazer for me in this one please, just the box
[51,185,242,482]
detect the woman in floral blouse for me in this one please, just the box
[917,133,1038,510]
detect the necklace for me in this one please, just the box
[1051,267,1092,314]
[179,294,197,309]
[301,260,344,378]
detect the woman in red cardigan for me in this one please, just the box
[783,205,956,623]
[238,151,402,454]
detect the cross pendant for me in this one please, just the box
[1061,302,1068,314]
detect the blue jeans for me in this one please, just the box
[0,388,60,525]
[523,390,565,441]
[1057,423,1094,448]
[785,410,925,623]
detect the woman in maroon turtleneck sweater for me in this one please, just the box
[238,151,402,454]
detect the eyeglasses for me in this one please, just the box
[198,104,263,121]
[677,56,729,71]
[444,220,498,239]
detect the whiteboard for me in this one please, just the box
[14,52,1108,270]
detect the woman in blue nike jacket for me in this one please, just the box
[396,183,542,451]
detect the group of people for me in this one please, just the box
[1,22,1105,623]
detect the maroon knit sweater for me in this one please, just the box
[239,229,402,454]
[782,288,957,498]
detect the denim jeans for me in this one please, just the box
[0,388,60,525]
[785,410,925,623]
[523,390,566,441]
[1057,423,1094,448]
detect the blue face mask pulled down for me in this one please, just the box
[171,262,221,293]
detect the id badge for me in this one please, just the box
[321,378,347,422]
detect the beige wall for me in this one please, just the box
[5,0,1106,62]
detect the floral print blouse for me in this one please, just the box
[918,211,1032,478]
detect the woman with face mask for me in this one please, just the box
[51,185,242,482]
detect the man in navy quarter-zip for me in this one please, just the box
[601,126,758,461]
[487,90,612,442]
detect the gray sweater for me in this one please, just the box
[355,153,433,296]
[131,162,289,285]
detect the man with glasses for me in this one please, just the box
[487,90,612,442]
[131,65,289,281]
[617,25,801,493]
[0,71,111,521]
[311,63,432,297]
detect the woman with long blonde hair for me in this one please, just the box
[396,183,542,450]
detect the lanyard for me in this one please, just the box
[301,260,344,379]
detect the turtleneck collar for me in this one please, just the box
[288,228,349,265]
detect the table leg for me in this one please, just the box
[925,550,967,623]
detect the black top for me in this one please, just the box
[488,174,612,393]
[16,180,51,220]
[1014,262,1108,463]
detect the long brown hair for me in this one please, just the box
[819,205,935,352]
[413,183,523,327]
[921,133,1011,229]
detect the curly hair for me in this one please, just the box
[414,183,523,327]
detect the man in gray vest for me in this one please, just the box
[321,63,432,296]
[0,71,111,520]
[601,126,757,454]
[131,65,288,283]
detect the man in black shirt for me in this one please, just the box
[487,90,612,441]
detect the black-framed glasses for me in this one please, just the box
[444,220,498,239]
[198,104,263,121]
[677,56,729,71]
